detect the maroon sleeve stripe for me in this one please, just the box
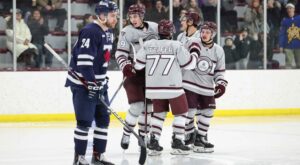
[215,69,226,72]
[116,55,127,62]
[116,49,130,54]
[188,42,200,50]
[136,59,146,64]
[216,79,228,84]
[180,56,193,68]
[117,57,126,64]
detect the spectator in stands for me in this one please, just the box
[279,3,300,69]
[5,9,38,68]
[145,0,168,23]
[295,0,300,14]
[184,0,203,19]
[244,0,265,36]
[247,32,264,69]
[37,0,66,32]
[173,0,184,38]
[201,0,217,22]
[267,0,281,66]
[27,9,52,68]
[15,0,38,23]
[221,0,238,33]
[0,1,12,16]
[223,36,238,69]
[234,27,252,69]
[77,14,94,32]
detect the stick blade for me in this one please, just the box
[139,145,147,165]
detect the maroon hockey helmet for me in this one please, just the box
[158,19,175,36]
[181,11,201,26]
[128,4,145,18]
[200,21,217,37]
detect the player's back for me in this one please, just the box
[140,39,192,99]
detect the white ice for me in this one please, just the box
[0,116,300,165]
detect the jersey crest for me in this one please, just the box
[195,56,216,75]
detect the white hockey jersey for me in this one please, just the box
[135,39,197,99]
[115,21,159,69]
[182,38,227,96]
[177,30,200,45]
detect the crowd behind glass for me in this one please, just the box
[0,0,299,71]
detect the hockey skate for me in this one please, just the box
[184,130,196,145]
[193,134,214,153]
[91,152,114,165]
[171,134,190,155]
[148,134,163,156]
[73,154,89,165]
[120,134,130,150]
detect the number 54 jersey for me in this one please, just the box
[135,39,197,99]
[182,38,227,96]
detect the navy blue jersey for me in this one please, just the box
[65,22,113,88]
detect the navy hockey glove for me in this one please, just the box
[122,61,136,78]
[214,81,227,98]
[87,81,103,99]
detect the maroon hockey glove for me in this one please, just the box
[122,61,136,78]
[214,81,227,98]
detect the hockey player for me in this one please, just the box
[135,19,198,156]
[176,10,201,146]
[115,4,159,150]
[177,11,201,44]
[65,1,118,164]
[183,21,228,153]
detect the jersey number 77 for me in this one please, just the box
[146,55,175,76]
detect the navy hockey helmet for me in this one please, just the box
[128,4,146,18]
[95,0,119,15]
[158,19,175,36]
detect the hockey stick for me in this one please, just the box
[109,77,125,104]
[44,43,147,165]
[138,38,150,142]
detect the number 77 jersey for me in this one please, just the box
[135,39,197,99]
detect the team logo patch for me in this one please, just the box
[120,41,126,47]
[195,56,215,75]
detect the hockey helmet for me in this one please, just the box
[180,11,201,27]
[128,4,146,18]
[95,0,119,15]
[200,21,217,38]
[158,19,175,36]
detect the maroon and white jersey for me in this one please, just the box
[183,40,227,96]
[115,21,158,69]
[135,39,197,99]
[177,30,200,45]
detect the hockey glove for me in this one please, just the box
[122,61,136,78]
[87,81,103,99]
[214,81,227,98]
